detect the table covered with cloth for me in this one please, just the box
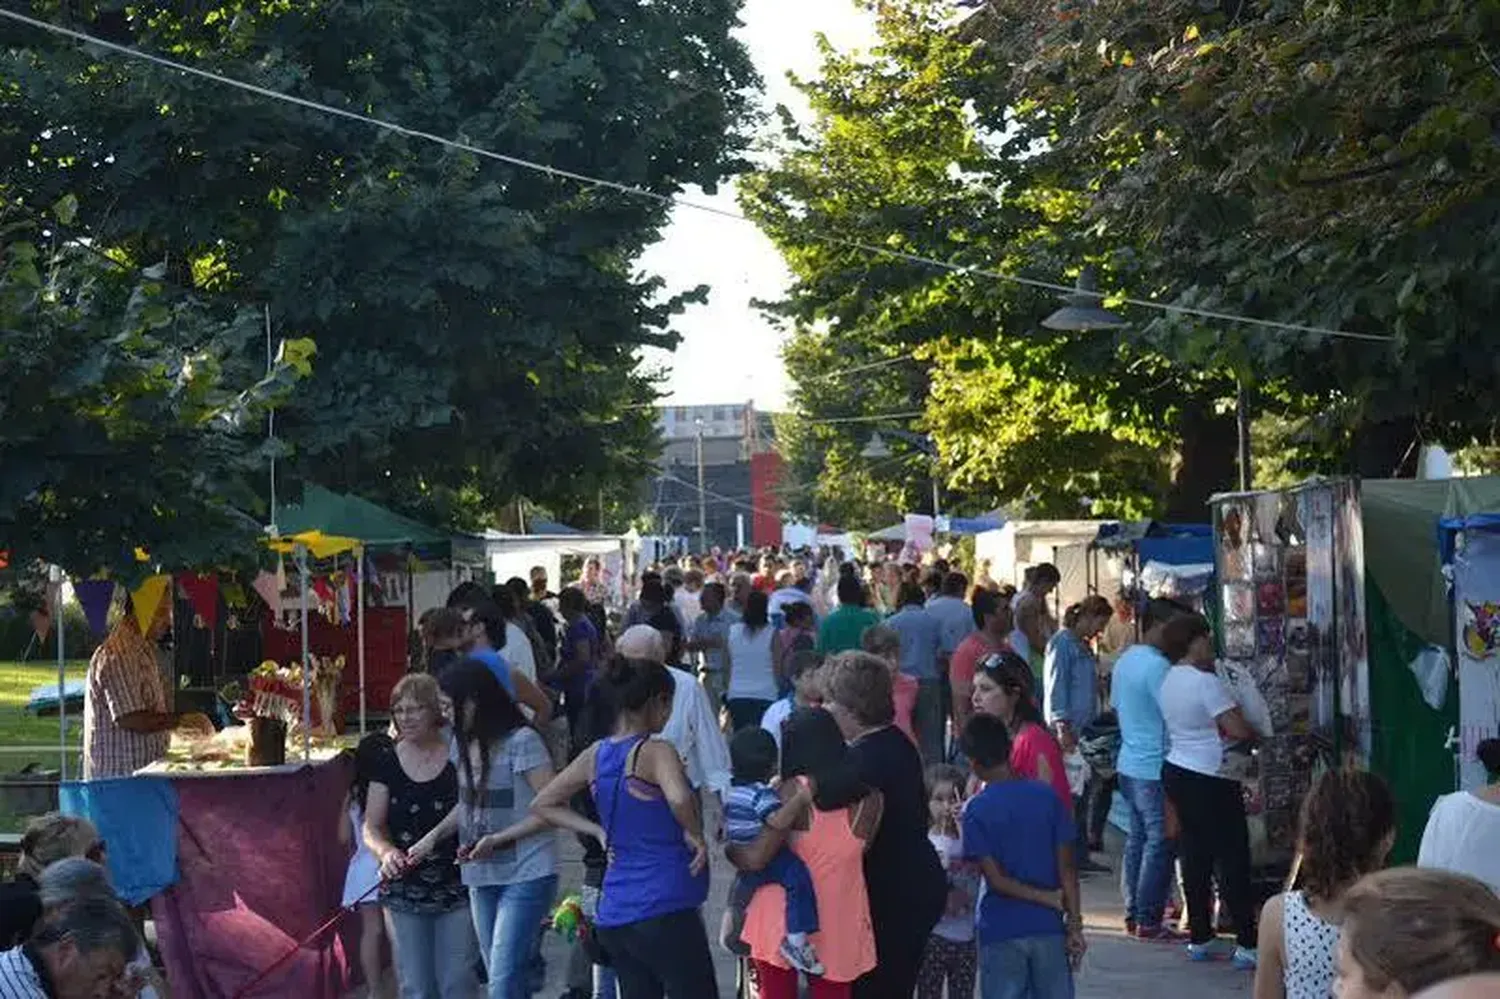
[66,756,357,998]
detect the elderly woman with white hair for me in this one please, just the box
[616,624,732,809]
[35,857,165,998]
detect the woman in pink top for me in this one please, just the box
[730,707,884,999]
[971,650,1073,809]
[860,625,918,745]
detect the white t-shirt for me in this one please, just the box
[503,623,537,683]
[727,623,778,701]
[1418,791,1500,894]
[674,587,703,627]
[761,696,795,753]
[1159,665,1237,777]
[929,831,978,943]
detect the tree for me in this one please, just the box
[742,2,1233,522]
[0,197,309,580]
[965,0,1500,476]
[0,0,758,529]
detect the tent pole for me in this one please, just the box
[298,544,311,763]
[357,544,367,736]
[52,566,65,781]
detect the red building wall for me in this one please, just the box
[749,451,785,548]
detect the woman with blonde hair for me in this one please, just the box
[821,652,946,998]
[1335,867,1500,999]
[365,672,477,999]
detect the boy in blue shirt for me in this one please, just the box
[960,714,1084,999]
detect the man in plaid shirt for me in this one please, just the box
[82,596,202,779]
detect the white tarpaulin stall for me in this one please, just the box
[482,531,633,608]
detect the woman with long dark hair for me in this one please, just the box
[530,657,716,998]
[731,707,883,999]
[406,660,557,999]
[972,651,1072,808]
[727,590,779,731]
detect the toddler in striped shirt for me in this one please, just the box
[721,726,823,975]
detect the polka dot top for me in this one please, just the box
[1283,891,1339,999]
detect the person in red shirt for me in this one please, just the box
[950,589,1013,742]
[752,556,780,595]
[970,651,1072,811]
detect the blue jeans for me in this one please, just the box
[470,875,558,999]
[729,847,818,935]
[385,906,479,999]
[979,935,1073,999]
[1118,774,1173,929]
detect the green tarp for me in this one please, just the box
[1362,477,1500,647]
[274,485,453,551]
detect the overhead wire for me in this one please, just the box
[0,5,1397,345]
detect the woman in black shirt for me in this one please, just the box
[822,651,947,999]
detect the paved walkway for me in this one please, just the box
[534,831,1254,999]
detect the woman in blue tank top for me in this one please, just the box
[532,656,717,998]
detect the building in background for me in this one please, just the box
[647,402,784,550]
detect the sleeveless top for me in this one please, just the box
[591,735,709,928]
[728,624,779,701]
[742,779,878,983]
[1282,891,1339,999]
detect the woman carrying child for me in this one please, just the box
[731,707,884,999]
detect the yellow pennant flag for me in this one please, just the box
[131,575,171,634]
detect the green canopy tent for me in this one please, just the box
[1362,477,1500,860]
[268,485,469,747]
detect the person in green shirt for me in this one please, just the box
[817,575,886,654]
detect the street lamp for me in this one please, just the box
[861,430,941,520]
[1042,267,1127,332]
[1042,265,1252,490]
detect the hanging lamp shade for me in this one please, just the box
[1042,266,1127,331]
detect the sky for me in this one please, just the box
[637,0,877,413]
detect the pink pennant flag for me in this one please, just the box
[72,580,116,638]
[252,571,283,615]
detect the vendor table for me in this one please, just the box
[147,752,354,999]
[64,751,357,999]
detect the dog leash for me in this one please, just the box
[229,879,383,999]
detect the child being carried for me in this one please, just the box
[721,726,824,976]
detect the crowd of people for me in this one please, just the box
[15,551,1500,999]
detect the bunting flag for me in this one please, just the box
[178,573,220,631]
[219,580,248,610]
[131,575,171,635]
[252,571,282,615]
[73,580,116,638]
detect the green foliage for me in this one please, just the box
[0,0,757,538]
[750,0,1500,525]
[0,200,307,580]
[743,0,1225,522]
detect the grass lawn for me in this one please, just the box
[0,660,87,834]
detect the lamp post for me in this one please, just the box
[694,418,707,547]
[862,430,941,520]
[1041,267,1254,490]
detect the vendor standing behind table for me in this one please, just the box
[83,597,212,779]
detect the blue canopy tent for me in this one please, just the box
[1087,521,1214,601]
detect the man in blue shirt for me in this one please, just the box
[1044,594,1114,874]
[887,582,945,762]
[1109,597,1191,940]
[961,714,1083,999]
[686,581,739,709]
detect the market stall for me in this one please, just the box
[1208,479,1365,865]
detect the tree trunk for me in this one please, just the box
[1165,399,1238,521]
